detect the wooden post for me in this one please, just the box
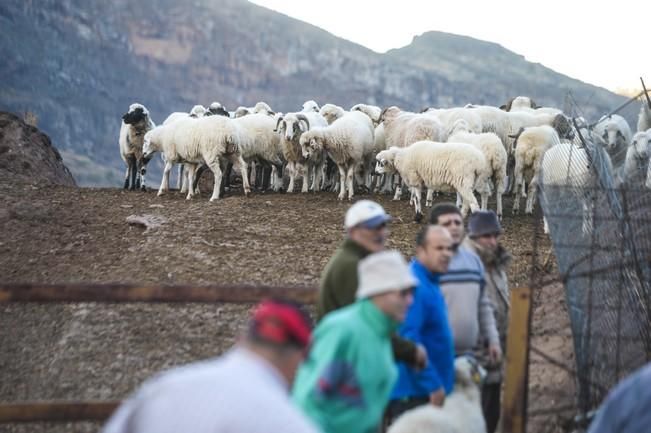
[0,401,119,423]
[501,286,532,433]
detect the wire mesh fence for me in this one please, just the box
[536,121,651,430]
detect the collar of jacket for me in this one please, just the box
[465,238,512,269]
[358,298,399,337]
[342,237,372,257]
[410,258,442,285]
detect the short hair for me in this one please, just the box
[415,225,430,247]
[429,202,461,224]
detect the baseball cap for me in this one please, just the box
[344,200,391,229]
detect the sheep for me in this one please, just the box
[647,153,651,189]
[376,141,489,221]
[422,107,483,140]
[233,102,275,119]
[448,119,508,217]
[502,95,539,111]
[206,102,230,117]
[623,129,651,183]
[142,115,251,202]
[593,114,632,175]
[351,103,382,126]
[638,102,651,132]
[300,111,374,200]
[319,103,347,125]
[511,125,562,214]
[274,112,328,193]
[301,100,320,113]
[162,105,206,125]
[119,103,156,191]
[387,356,487,433]
[380,106,444,200]
[233,112,285,191]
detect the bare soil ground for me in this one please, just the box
[0,180,574,433]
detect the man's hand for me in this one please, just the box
[413,344,428,370]
[429,388,445,407]
[488,342,502,365]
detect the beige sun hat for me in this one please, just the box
[356,250,417,299]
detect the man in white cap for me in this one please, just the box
[317,200,427,369]
[293,250,417,433]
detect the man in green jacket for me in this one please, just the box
[293,250,417,433]
[317,200,427,368]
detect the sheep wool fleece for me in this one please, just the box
[292,299,399,433]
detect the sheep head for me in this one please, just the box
[189,105,206,118]
[122,103,149,125]
[207,103,229,117]
[632,130,651,159]
[379,106,402,125]
[252,101,274,116]
[375,148,398,174]
[142,129,157,159]
[302,100,320,113]
[351,104,381,126]
[299,130,324,159]
[234,107,251,118]
[277,114,310,141]
[454,355,486,389]
[319,104,344,125]
[552,114,574,141]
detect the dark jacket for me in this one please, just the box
[317,238,417,365]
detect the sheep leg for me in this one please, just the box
[230,154,250,196]
[208,160,223,202]
[301,163,310,193]
[128,155,137,190]
[123,162,130,190]
[525,177,538,214]
[458,185,480,217]
[138,158,148,191]
[193,164,208,195]
[393,175,403,201]
[287,162,296,193]
[158,160,173,196]
[177,164,184,190]
[346,165,355,200]
[425,189,433,207]
[456,192,463,208]
[412,186,423,222]
[337,165,347,200]
[186,164,198,200]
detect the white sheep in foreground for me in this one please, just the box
[623,129,651,183]
[301,100,320,113]
[387,356,487,433]
[274,112,328,193]
[142,115,250,201]
[511,125,562,214]
[319,103,347,125]
[593,114,632,175]
[300,111,374,200]
[638,102,651,132]
[448,119,507,217]
[119,103,156,191]
[376,141,489,221]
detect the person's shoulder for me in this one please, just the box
[457,244,484,269]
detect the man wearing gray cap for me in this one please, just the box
[317,200,427,370]
[464,210,511,433]
[293,250,417,433]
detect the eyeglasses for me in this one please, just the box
[440,220,463,227]
[361,222,387,230]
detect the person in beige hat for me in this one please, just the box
[317,200,428,370]
[293,250,416,433]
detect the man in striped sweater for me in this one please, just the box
[429,203,502,364]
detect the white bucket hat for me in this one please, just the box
[356,250,417,299]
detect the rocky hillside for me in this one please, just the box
[0,111,76,186]
[0,0,640,186]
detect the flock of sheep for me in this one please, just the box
[118,96,651,222]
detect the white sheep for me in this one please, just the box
[119,103,156,191]
[301,100,320,113]
[423,107,483,141]
[448,119,508,217]
[376,141,489,221]
[232,102,274,119]
[142,115,250,201]
[350,103,382,126]
[593,114,632,174]
[623,129,651,183]
[511,125,562,214]
[638,102,651,132]
[206,102,230,117]
[387,356,487,433]
[300,111,374,200]
[319,103,347,125]
[274,112,328,193]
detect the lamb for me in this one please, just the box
[319,103,347,125]
[119,103,156,191]
[274,111,328,193]
[376,141,489,221]
[142,115,250,201]
[623,129,651,183]
[593,114,632,174]
[300,111,374,200]
[387,356,487,433]
[301,100,320,113]
[448,119,508,217]
[511,125,562,214]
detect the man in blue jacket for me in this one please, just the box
[386,225,455,423]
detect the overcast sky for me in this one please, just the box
[249,0,650,94]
